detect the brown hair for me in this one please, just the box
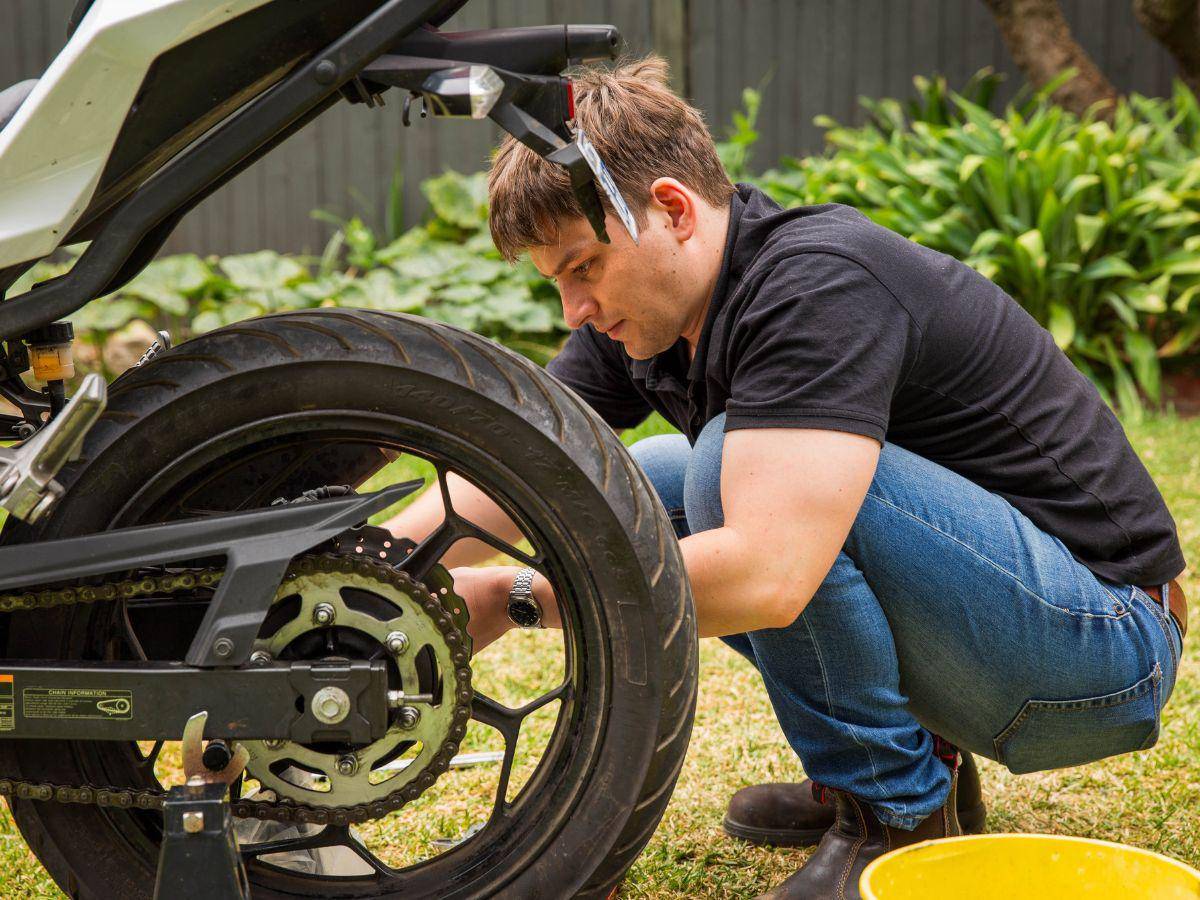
[487,55,735,262]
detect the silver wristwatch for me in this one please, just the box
[506,568,543,628]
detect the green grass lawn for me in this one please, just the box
[0,413,1196,896]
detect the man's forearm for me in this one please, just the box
[679,525,819,638]
[381,472,526,569]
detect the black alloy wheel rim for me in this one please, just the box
[53,410,616,897]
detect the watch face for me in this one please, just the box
[508,598,541,628]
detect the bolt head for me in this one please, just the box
[385,631,409,655]
[312,603,336,626]
[249,650,272,665]
[336,755,358,777]
[398,706,420,730]
[212,637,234,658]
[314,59,338,84]
[182,810,205,834]
[263,738,287,751]
[311,686,351,724]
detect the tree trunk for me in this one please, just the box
[982,0,1119,116]
[1134,0,1200,95]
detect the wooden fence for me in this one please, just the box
[0,0,1181,256]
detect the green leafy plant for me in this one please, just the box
[717,87,763,182]
[755,74,1200,415]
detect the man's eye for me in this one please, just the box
[573,260,592,277]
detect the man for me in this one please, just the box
[385,57,1187,898]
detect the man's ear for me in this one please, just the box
[649,178,698,241]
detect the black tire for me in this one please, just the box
[0,309,698,899]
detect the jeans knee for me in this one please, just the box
[628,434,690,536]
[683,414,726,534]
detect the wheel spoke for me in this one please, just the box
[398,515,471,582]
[457,520,544,569]
[136,740,163,772]
[471,683,571,824]
[241,824,349,860]
[341,828,395,876]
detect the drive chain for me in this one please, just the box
[0,553,472,823]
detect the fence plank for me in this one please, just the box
[0,0,1183,257]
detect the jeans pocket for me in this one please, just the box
[993,666,1162,775]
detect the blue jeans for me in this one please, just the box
[629,414,1183,830]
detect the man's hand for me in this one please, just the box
[447,565,561,653]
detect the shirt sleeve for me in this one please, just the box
[723,252,921,443]
[546,326,653,430]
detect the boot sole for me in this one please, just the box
[721,816,828,848]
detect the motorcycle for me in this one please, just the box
[0,2,698,896]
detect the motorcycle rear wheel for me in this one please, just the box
[0,309,697,899]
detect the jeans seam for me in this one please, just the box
[1133,587,1180,672]
[798,615,901,816]
[864,490,1122,621]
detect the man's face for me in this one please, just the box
[529,207,695,360]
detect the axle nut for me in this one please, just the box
[312,603,336,626]
[312,686,352,725]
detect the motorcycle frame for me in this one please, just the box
[0,0,623,742]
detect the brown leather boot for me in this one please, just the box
[724,750,984,847]
[755,772,962,899]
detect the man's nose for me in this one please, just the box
[559,285,598,330]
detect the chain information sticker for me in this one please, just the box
[23,687,133,720]
[0,675,12,731]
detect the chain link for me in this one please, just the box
[0,553,472,824]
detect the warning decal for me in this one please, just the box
[23,687,133,721]
[0,675,12,731]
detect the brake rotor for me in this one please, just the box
[242,559,470,809]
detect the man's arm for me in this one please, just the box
[680,427,879,637]
[435,426,880,651]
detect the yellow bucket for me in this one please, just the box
[860,834,1200,899]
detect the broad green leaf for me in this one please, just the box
[1123,330,1161,403]
[438,283,488,304]
[1153,210,1200,229]
[1155,252,1200,276]
[422,171,488,230]
[454,257,508,284]
[969,229,1005,255]
[1047,303,1075,349]
[958,154,986,182]
[341,270,430,311]
[1060,174,1101,205]
[1172,282,1200,313]
[219,251,307,291]
[1103,292,1139,329]
[1125,274,1170,313]
[1080,255,1138,281]
[391,246,472,280]
[1074,214,1105,254]
[1015,228,1047,270]
[1102,338,1143,421]
[72,298,144,333]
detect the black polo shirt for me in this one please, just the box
[546,183,1185,586]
